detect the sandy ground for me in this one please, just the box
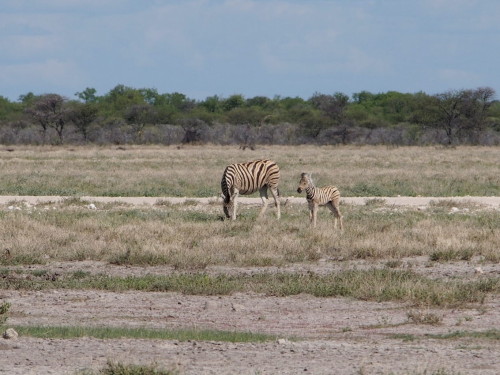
[0,195,500,208]
[2,285,499,375]
[1,196,499,374]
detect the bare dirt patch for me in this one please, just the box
[1,196,499,374]
[2,287,499,375]
[1,195,500,209]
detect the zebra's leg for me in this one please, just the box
[335,199,343,230]
[307,200,314,224]
[337,206,343,230]
[258,186,269,218]
[269,187,281,220]
[309,201,318,227]
[313,203,319,227]
[327,200,343,230]
[231,189,239,220]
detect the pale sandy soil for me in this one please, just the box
[2,286,499,375]
[1,195,500,208]
[1,196,499,375]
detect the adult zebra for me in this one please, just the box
[221,159,281,220]
[297,172,343,229]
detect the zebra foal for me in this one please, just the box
[296,172,343,229]
[221,159,281,220]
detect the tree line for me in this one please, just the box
[0,85,499,146]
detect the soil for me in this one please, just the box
[1,196,499,375]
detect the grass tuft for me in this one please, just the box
[429,249,474,262]
[1,270,497,307]
[425,329,500,340]
[407,310,442,325]
[0,301,11,326]
[79,360,177,375]
[13,324,277,343]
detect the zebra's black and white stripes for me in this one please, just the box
[297,172,343,229]
[221,159,281,220]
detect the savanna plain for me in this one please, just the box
[0,145,499,375]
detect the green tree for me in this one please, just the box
[246,96,271,108]
[488,100,500,131]
[18,92,36,105]
[25,94,68,143]
[309,92,350,124]
[222,94,245,112]
[418,87,496,144]
[101,84,147,115]
[69,102,98,141]
[225,106,267,126]
[125,104,156,140]
[159,92,195,112]
[0,96,23,121]
[200,95,223,113]
[75,87,98,103]
[138,88,160,105]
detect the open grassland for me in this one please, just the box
[1,198,499,310]
[0,145,499,197]
[1,198,499,267]
[1,145,499,374]
[2,267,498,307]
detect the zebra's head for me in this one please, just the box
[297,172,313,194]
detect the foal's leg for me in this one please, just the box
[327,200,343,230]
[307,200,314,226]
[311,202,318,227]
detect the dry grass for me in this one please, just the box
[0,145,498,197]
[1,199,498,267]
[0,145,498,305]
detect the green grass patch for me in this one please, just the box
[2,270,498,307]
[0,301,11,325]
[81,360,178,375]
[426,329,500,340]
[391,329,500,343]
[430,249,474,262]
[13,325,277,343]
[390,333,417,342]
[80,360,177,375]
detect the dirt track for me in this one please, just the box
[1,195,500,208]
[1,196,499,374]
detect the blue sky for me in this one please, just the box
[1,0,498,102]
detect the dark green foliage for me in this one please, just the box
[1,86,498,145]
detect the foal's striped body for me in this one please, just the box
[297,173,343,229]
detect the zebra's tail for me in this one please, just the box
[276,188,289,207]
[221,173,231,205]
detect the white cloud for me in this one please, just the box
[0,35,61,60]
[0,59,85,94]
[0,0,498,100]
[438,69,481,86]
